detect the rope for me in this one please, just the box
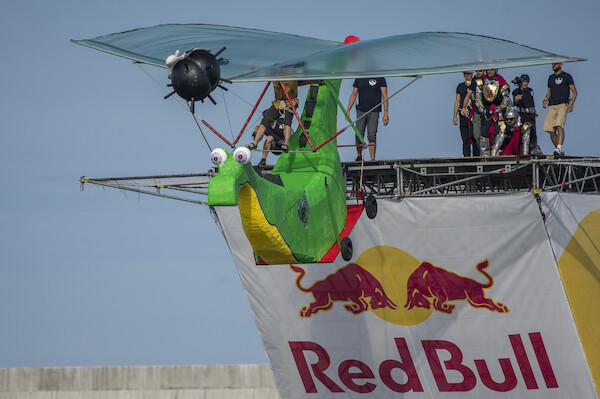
[221,88,235,143]
[133,61,421,161]
[134,62,189,111]
[134,62,213,151]
[193,117,213,151]
[341,76,421,199]
[359,146,365,193]
[339,76,421,133]
[233,82,271,145]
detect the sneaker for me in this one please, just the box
[553,148,564,157]
[257,159,266,167]
[355,155,362,162]
[531,145,543,155]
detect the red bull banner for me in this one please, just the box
[540,192,600,399]
[213,192,599,399]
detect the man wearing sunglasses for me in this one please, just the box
[492,107,533,156]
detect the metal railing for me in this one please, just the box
[80,156,600,205]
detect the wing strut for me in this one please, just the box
[202,120,233,147]
[233,82,271,146]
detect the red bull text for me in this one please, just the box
[290,332,557,394]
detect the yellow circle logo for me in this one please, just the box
[356,246,433,325]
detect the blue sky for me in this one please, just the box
[1,0,598,368]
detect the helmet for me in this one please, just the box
[505,107,519,127]
[520,74,530,82]
[344,35,360,44]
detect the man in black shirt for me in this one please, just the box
[542,63,577,157]
[346,78,389,161]
[454,71,477,156]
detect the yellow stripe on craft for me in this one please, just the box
[557,209,600,398]
[238,183,297,264]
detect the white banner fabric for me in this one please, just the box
[539,192,600,398]
[213,192,597,399]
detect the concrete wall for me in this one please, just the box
[0,364,278,399]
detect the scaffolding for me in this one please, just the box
[80,156,600,204]
[345,156,600,199]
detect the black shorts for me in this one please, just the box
[261,105,294,127]
[355,109,379,143]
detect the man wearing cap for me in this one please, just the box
[542,63,577,157]
[512,74,539,154]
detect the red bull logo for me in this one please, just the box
[291,246,509,324]
[290,263,397,318]
[405,259,509,314]
[282,247,572,396]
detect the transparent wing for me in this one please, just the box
[72,25,585,82]
[235,32,585,81]
[71,24,342,80]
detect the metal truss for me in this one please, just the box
[80,157,600,205]
[344,156,600,199]
[80,173,213,205]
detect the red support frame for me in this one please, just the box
[313,127,348,152]
[232,82,271,146]
[201,119,232,147]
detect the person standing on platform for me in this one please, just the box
[462,70,485,156]
[346,77,389,161]
[474,68,511,156]
[512,74,540,155]
[542,63,577,157]
[454,71,475,156]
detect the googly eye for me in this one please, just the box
[233,146,252,164]
[210,148,228,166]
